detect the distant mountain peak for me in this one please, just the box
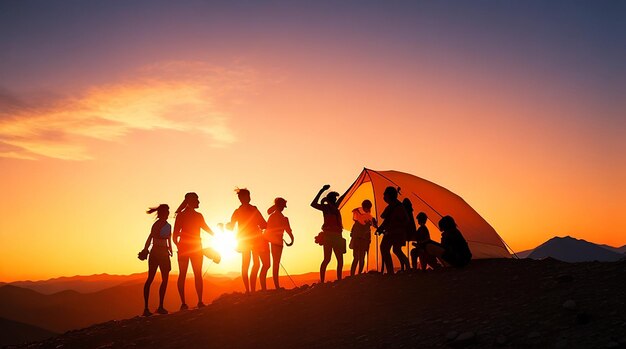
[527,235,624,262]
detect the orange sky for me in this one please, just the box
[1,1,624,282]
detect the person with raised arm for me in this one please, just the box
[311,185,345,283]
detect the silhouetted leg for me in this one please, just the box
[320,245,332,283]
[334,246,344,281]
[271,244,283,289]
[250,251,261,292]
[241,250,251,293]
[259,248,270,291]
[158,269,169,309]
[380,235,394,274]
[190,253,203,305]
[358,249,366,274]
[177,254,190,306]
[350,248,358,276]
[393,244,409,271]
[425,241,445,257]
[410,248,419,270]
[144,264,158,310]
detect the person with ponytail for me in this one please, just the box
[139,204,172,316]
[226,188,268,293]
[172,192,214,310]
[263,197,294,290]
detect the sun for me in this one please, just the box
[209,226,238,261]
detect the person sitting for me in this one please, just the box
[410,212,440,271]
[424,215,472,268]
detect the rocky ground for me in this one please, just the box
[15,258,626,348]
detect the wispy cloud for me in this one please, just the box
[0,61,255,160]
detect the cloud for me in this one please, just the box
[0,61,254,160]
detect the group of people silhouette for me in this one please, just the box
[313,185,472,284]
[139,185,472,316]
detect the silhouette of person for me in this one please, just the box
[311,185,344,283]
[376,186,410,274]
[264,197,294,290]
[410,212,440,270]
[227,188,268,293]
[349,200,377,276]
[402,198,417,268]
[173,192,214,310]
[139,204,172,316]
[424,215,472,268]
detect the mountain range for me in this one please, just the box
[516,236,625,262]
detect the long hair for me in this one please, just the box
[147,204,169,219]
[175,192,197,216]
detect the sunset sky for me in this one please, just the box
[1,0,624,282]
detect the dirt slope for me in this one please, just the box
[18,259,626,348]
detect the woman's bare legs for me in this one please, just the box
[143,264,158,312]
[259,248,271,291]
[241,250,251,293]
[250,251,261,292]
[334,246,344,281]
[350,249,359,276]
[177,255,189,306]
[190,253,204,306]
[320,245,333,283]
[357,249,366,274]
[158,269,169,310]
[271,244,284,289]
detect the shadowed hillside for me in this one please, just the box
[0,318,56,347]
[19,259,626,349]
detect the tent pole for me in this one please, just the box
[376,234,379,272]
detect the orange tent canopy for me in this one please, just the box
[338,169,511,267]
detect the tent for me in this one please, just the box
[338,169,511,270]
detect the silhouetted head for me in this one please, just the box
[402,198,413,213]
[383,186,398,203]
[147,204,169,220]
[362,199,372,213]
[322,191,340,206]
[176,192,199,215]
[438,215,457,232]
[268,197,287,215]
[236,188,251,205]
[416,212,427,226]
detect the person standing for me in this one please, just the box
[376,187,410,274]
[311,185,345,283]
[139,204,172,316]
[349,200,376,276]
[264,197,294,289]
[173,192,214,310]
[227,188,268,293]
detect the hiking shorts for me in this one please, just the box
[149,247,171,272]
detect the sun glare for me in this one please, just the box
[210,226,238,261]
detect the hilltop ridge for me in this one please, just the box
[18,259,626,349]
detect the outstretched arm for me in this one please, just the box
[310,184,330,210]
[200,214,214,236]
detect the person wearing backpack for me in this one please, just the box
[349,200,376,276]
[138,204,172,316]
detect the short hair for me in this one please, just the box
[438,215,457,231]
[383,186,398,200]
[235,188,250,197]
[416,212,427,224]
[362,199,372,209]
